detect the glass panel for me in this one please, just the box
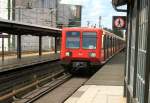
[136,0,148,103]
[129,2,137,90]
[126,0,149,103]
[66,31,80,49]
[82,32,97,49]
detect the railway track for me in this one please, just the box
[31,68,97,103]
[13,70,71,103]
[33,74,91,103]
[0,60,69,103]
[0,59,98,103]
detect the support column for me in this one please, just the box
[8,0,11,51]
[17,35,21,59]
[55,37,57,54]
[2,37,4,61]
[39,36,42,56]
[12,0,16,51]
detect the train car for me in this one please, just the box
[60,27,125,72]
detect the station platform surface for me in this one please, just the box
[64,52,126,103]
[0,53,59,72]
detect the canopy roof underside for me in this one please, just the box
[112,0,128,7]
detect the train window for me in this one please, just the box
[82,32,97,49]
[66,31,80,49]
[108,38,111,48]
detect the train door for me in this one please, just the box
[101,34,107,62]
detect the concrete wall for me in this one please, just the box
[13,0,81,51]
[57,2,82,27]
[0,0,9,51]
[0,0,8,19]
[14,0,57,51]
[57,3,73,26]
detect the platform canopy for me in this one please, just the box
[112,0,128,7]
[0,19,62,36]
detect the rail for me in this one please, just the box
[0,69,71,102]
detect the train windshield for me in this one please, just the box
[82,32,97,49]
[66,31,80,49]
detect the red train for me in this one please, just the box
[60,27,125,72]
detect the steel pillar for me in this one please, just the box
[17,35,21,59]
[39,36,42,56]
[55,37,57,54]
[2,37,4,61]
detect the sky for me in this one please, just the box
[0,0,127,29]
[0,0,126,29]
[60,0,126,29]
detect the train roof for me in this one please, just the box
[62,27,125,41]
[103,30,125,41]
[62,27,102,31]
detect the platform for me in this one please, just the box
[0,53,59,72]
[64,52,126,103]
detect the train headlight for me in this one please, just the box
[89,52,96,57]
[65,52,71,56]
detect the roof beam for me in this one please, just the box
[0,19,61,36]
[113,5,127,12]
[112,0,127,6]
[112,0,127,12]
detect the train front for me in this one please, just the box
[60,28,101,70]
